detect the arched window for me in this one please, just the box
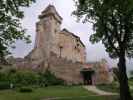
[59,46,63,58]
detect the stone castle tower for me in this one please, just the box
[34,5,62,59]
[27,5,86,65]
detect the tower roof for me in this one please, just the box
[61,29,85,47]
[39,5,63,23]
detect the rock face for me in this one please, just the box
[16,5,113,85]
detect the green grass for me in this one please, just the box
[57,96,118,100]
[0,86,118,100]
[129,79,133,86]
[0,86,93,100]
[96,82,119,93]
[96,80,133,94]
[96,84,118,93]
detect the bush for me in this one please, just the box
[19,87,33,93]
[9,68,16,73]
[0,66,2,70]
[40,70,65,86]
[0,69,65,88]
[0,82,10,90]
[8,71,39,86]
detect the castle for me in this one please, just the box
[29,5,86,63]
[16,5,113,85]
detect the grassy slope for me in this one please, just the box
[57,96,118,100]
[0,86,118,100]
[0,86,93,100]
[96,84,119,93]
[96,80,133,93]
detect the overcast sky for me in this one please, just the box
[10,0,133,71]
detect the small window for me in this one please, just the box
[77,44,80,46]
[55,29,57,33]
[56,22,58,25]
[59,46,63,49]
[50,16,52,20]
[77,49,80,52]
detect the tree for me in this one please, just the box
[129,70,133,79]
[0,0,36,63]
[112,67,119,82]
[73,0,133,100]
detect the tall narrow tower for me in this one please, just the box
[34,5,62,58]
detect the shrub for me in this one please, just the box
[0,69,65,88]
[42,70,65,86]
[0,82,10,90]
[19,87,33,93]
[9,71,39,86]
[0,66,2,70]
[0,72,9,82]
[9,68,16,73]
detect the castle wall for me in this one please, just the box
[35,19,51,59]
[92,60,112,84]
[57,31,86,63]
[50,16,62,56]
[48,53,84,84]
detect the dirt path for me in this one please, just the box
[83,85,118,96]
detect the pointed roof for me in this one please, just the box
[61,28,79,38]
[39,5,62,23]
[60,28,85,47]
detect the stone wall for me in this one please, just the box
[58,29,86,63]
[92,60,112,84]
[14,52,84,85]
[48,52,84,84]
